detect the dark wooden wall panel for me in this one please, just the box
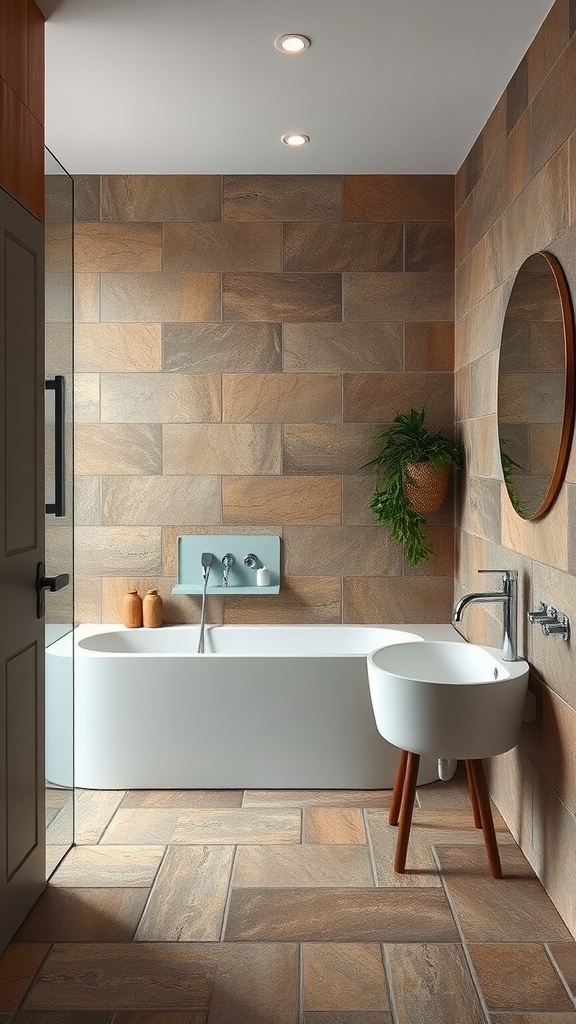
[0,0,44,220]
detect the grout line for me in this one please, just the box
[131,843,169,939]
[544,941,576,1008]
[381,943,400,1024]
[363,806,379,886]
[431,845,492,1024]
[219,844,239,941]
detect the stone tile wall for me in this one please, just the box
[72,174,455,625]
[455,0,576,937]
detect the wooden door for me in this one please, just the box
[0,186,46,951]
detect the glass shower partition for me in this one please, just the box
[44,148,74,876]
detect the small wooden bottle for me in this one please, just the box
[122,589,143,628]
[143,588,163,628]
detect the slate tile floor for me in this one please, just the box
[2,767,576,1022]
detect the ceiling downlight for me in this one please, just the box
[281,133,310,147]
[274,34,311,54]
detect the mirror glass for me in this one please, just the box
[497,251,575,520]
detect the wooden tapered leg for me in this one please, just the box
[468,758,502,879]
[394,751,420,874]
[389,749,409,826]
[465,759,483,829]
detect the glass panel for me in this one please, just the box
[44,147,74,876]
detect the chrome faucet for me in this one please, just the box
[453,569,518,661]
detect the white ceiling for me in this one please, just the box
[41,0,556,175]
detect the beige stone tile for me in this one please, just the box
[529,560,576,709]
[75,323,162,373]
[101,273,220,323]
[284,526,402,577]
[404,323,454,371]
[101,476,221,527]
[100,373,220,423]
[232,845,373,887]
[506,106,532,206]
[222,372,341,423]
[223,174,342,220]
[531,768,576,938]
[74,575,102,623]
[343,371,453,425]
[163,424,281,475]
[14,888,149,943]
[284,222,402,272]
[503,145,569,279]
[171,809,301,845]
[162,322,281,373]
[284,322,403,373]
[219,576,337,623]
[484,746,535,855]
[458,476,502,543]
[403,525,455,579]
[302,944,388,1011]
[222,272,341,322]
[548,941,576,998]
[75,223,162,273]
[343,272,453,322]
[207,943,298,1024]
[74,373,100,423]
[343,175,454,221]
[435,844,572,940]
[73,172,101,220]
[0,944,50,1012]
[49,845,164,888]
[501,484,568,570]
[416,764,473,810]
[405,222,454,273]
[73,273,100,323]
[456,223,502,319]
[527,0,570,101]
[75,424,162,476]
[343,576,455,624]
[384,943,485,1024]
[99,810,180,845]
[163,222,281,272]
[342,473,380,527]
[521,680,576,813]
[75,526,161,576]
[136,846,234,941]
[23,944,216,1011]
[121,790,243,809]
[467,942,573,1011]
[283,423,377,476]
[75,476,100,526]
[303,809,366,844]
[532,36,576,176]
[454,283,505,371]
[242,790,391,809]
[101,175,221,221]
[224,888,458,942]
[301,1014,392,1023]
[9,1012,114,1023]
[75,790,125,845]
[222,476,341,527]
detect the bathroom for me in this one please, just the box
[3,0,576,1017]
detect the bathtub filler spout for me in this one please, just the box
[198,553,214,653]
[453,569,518,662]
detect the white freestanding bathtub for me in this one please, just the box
[46,623,462,790]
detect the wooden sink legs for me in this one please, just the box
[389,750,502,879]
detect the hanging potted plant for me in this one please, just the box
[362,407,463,566]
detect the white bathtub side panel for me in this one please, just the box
[74,655,439,789]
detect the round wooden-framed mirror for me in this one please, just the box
[497,251,575,520]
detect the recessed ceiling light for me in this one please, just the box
[274,34,311,54]
[281,133,310,147]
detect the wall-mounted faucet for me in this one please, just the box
[222,553,235,587]
[453,569,518,662]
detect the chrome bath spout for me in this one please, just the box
[453,569,518,662]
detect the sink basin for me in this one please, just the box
[367,640,529,760]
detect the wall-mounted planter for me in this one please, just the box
[171,535,280,595]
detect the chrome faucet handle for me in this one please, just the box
[222,553,235,568]
[528,603,557,624]
[243,553,258,569]
[478,568,518,581]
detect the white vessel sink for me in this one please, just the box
[367,640,530,760]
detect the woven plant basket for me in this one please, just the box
[403,462,451,514]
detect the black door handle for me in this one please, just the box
[36,561,70,618]
[45,375,66,517]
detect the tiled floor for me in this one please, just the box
[2,767,576,1022]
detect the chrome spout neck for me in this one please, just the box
[453,569,518,661]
